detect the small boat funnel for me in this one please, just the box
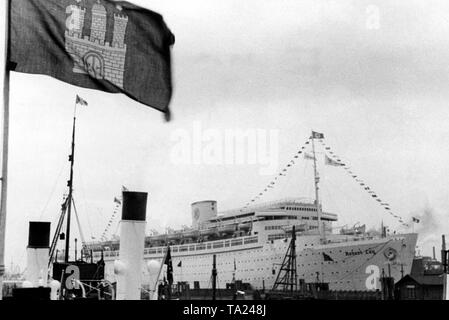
[25,221,51,287]
[115,191,148,300]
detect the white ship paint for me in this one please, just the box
[88,131,417,292]
[89,198,417,291]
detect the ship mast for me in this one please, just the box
[64,108,77,262]
[311,131,324,240]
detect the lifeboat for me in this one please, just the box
[238,222,251,231]
[340,224,366,235]
[199,227,216,236]
[218,223,237,233]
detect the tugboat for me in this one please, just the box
[48,104,112,300]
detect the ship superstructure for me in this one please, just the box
[88,196,416,291]
[88,131,417,292]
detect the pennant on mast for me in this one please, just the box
[324,154,344,166]
[304,152,316,161]
[76,95,88,106]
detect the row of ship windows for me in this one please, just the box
[178,260,348,269]
[162,247,346,262]
[281,206,317,212]
[166,246,346,259]
[267,228,318,241]
[176,254,357,268]
[98,236,257,259]
[263,217,319,223]
[144,236,258,255]
[265,225,285,230]
[263,222,318,231]
[177,257,353,269]
[185,278,353,286]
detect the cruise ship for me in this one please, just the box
[87,132,418,292]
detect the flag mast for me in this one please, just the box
[311,131,324,240]
[0,0,10,301]
[64,103,78,262]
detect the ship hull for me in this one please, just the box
[100,233,417,292]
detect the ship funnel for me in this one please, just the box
[25,222,51,287]
[191,200,217,228]
[115,191,148,300]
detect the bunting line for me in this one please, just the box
[100,193,123,241]
[318,140,409,228]
[241,136,313,210]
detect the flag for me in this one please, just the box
[164,246,173,285]
[324,155,343,166]
[113,197,121,205]
[76,95,88,106]
[412,217,420,223]
[304,152,316,160]
[10,0,175,118]
[177,261,182,267]
[311,131,324,139]
[323,253,333,262]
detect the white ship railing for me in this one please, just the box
[94,234,260,260]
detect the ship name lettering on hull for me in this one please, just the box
[345,248,376,256]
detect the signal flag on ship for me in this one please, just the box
[311,131,324,139]
[324,154,344,166]
[75,95,88,107]
[304,152,316,161]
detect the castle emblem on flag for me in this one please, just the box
[65,1,128,89]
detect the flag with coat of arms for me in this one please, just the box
[9,0,175,119]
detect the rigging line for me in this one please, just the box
[265,148,303,201]
[71,197,86,249]
[322,143,403,226]
[38,160,66,220]
[244,139,311,207]
[74,166,94,240]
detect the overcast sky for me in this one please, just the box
[2,0,449,269]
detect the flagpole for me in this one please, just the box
[0,0,10,301]
[152,247,169,300]
[64,101,77,262]
[311,131,323,241]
